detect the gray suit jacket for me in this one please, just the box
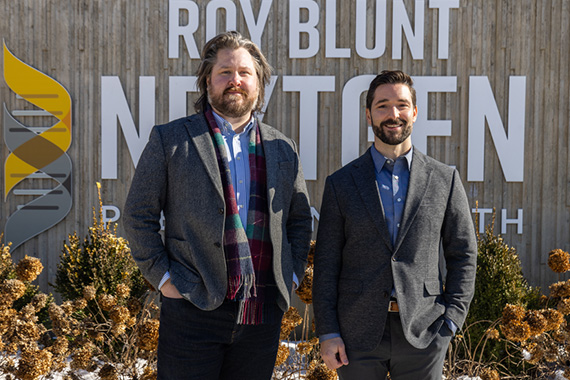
[313,148,477,351]
[123,113,312,313]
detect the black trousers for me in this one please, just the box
[337,313,452,380]
[157,296,283,380]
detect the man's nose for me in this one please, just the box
[387,106,400,118]
[229,72,242,86]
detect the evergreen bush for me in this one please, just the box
[53,184,147,304]
[460,215,541,371]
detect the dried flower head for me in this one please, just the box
[501,320,531,342]
[1,279,27,301]
[524,342,544,364]
[524,310,547,336]
[274,344,290,366]
[111,323,127,336]
[306,361,338,380]
[16,347,52,380]
[295,266,313,304]
[557,298,570,315]
[502,304,526,325]
[116,283,131,299]
[15,255,43,282]
[550,280,570,298]
[542,308,564,331]
[99,364,118,380]
[30,293,48,311]
[543,342,559,362]
[70,342,94,370]
[280,307,303,340]
[296,337,319,356]
[140,366,157,380]
[480,367,500,380]
[307,240,316,267]
[127,298,142,315]
[83,285,97,301]
[548,249,570,273]
[73,298,87,311]
[485,328,500,340]
[98,294,117,311]
[138,319,160,351]
[109,306,130,324]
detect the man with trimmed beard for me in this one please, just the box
[313,70,477,380]
[123,31,312,380]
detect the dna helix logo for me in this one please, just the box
[2,42,72,250]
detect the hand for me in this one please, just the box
[320,337,349,370]
[160,279,183,299]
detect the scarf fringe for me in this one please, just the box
[227,274,257,300]
[238,299,264,325]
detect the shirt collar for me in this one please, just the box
[212,110,255,136]
[370,145,414,174]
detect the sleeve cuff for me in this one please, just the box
[158,271,171,290]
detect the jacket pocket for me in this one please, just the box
[424,279,442,296]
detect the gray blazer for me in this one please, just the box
[123,113,312,313]
[313,148,477,351]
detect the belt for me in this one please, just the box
[388,299,399,312]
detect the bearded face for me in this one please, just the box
[207,47,260,121]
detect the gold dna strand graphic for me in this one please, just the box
[2,42,72,250]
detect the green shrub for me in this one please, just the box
[53,185,147,304]
[460,215,541,371]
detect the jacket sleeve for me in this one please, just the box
[441,169,478,329]
[123,126,170,290]
[286,139,313,283]
[312,176,345,337]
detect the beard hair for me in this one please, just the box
[208,87,258,118]
[372,117,413,146]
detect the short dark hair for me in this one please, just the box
[366,70,416,110]
[194,31,272,114]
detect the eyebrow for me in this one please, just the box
[374,98,412,105]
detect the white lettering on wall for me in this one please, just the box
[341,75,376,166]
[169,76,198,121]
[355,0,387,59]
[325,0,350,58]
[468,76,526,182]
[168,0,200,59]
[206,0,237,42]
[283,76,336,180]
[392,0,425,59]
[240,0,273,47]
[502,208,523,234]
[412,76,457,154]
[101,76,155,179]
[289,0,320,58]
[429,0,459,59]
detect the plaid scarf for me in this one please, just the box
[204,109,275,325]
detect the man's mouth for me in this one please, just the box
[224,87,247,96]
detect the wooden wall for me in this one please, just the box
[0,0,568,294]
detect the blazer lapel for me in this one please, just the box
[352,149,393,251]
[184,115,224,200]
[393,149,432,252]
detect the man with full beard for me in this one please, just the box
[123,31,312,380]
[313,70,477,380]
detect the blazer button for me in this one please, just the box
[383,291,389,298]
[218,208,224,215]
[392,257,396,262]
[214,242,221,248]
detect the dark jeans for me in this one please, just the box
[157,296,283,380]
[337,313,453,380]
